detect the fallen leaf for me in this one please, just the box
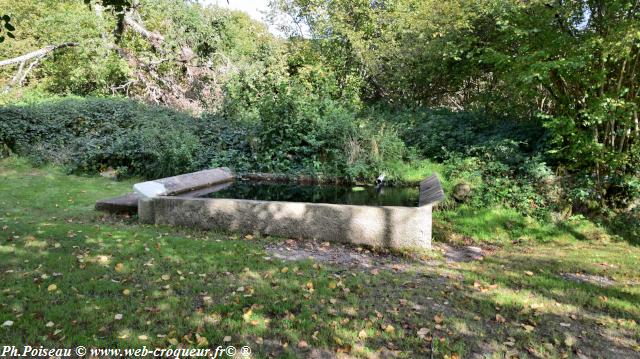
[196,333,209,347]
[45,321,54,328]
[358,330,367,339]
[564,333,577,347]
[167,338,179,345]
[496,314,506,323]
[530,303,544,310]
[114,263,124,272]
[47,284,57,292]
[1,320,13,327]
[524,271,534,276]
[242,309,253,321]
[370,269,379,276]
[161,274,170,281]
[114,314,123,320]
[223,336,231,342]
[138,335,148,341]
[122,289,131,296]
[384,324,395,333]
[523,324,535,332]
[281,267,289,274]
[417,327,429,339]
[434,314,444,324]
[297,340,309,349]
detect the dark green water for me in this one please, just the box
[202,181,419,207]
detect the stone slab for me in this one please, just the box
[96,183,235,215]
[95,192,140,214]
[133,167,234,198]
[419,174,445,206]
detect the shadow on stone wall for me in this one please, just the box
[148,197,432,249]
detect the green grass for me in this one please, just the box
[388,159,445,184]
[435,206,610,246]
[0,157,639,358]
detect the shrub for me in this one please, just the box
[378,106,546,160]
[437,140,554,218]
[0,96,408,182]
[0,97,202,178]
[221,62,407,181]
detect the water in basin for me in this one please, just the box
[201,181,419,207]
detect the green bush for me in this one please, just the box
[220,62,407,181]
[0,96,408,182]
[377,107,546,160]
[436,139,554,218]
[0,97,202,178]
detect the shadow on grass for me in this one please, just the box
[443,249,640,357]
[599,211,640,247]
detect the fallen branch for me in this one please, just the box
[17,58,41,86]
[0,42,78,67]
[2,42,78,92]
[123,14,164,50]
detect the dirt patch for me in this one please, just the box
[560,272,617,287]
[264,239,488,271]
[439,244,486,262]
[264,239,431,271]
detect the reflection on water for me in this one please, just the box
[201,181,419,207]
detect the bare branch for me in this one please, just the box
[0,42,78,67]
[18,59,42,86]
[123,14,164,49]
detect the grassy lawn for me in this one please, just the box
[0,157,639,358]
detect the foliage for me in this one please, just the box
[439,144,553,218]
[272,0,640,211]
[0,96,407,181]
[0,97,202,178]
[220,56,403,180]
[0,0,130,96]
[0,14,15,43]
[374,106,546,160]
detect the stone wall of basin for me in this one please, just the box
[138,197,432,250]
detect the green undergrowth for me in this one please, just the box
[434,206,613,247]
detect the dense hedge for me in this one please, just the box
[0,98,202,179]
[0,97,408,181]
[377,107,548,161]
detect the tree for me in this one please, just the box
[0,0,278,113]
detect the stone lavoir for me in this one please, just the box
[97,169,444,249]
